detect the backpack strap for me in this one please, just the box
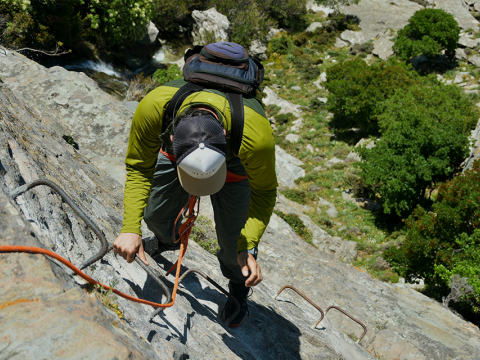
[163,83,244,158]
[226,93,244,157]
[162,82,205,133]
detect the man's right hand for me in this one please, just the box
[113,233,149,266]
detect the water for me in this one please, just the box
[64,59,124,79]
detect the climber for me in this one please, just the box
[113,41,277,327]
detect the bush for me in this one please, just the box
[357,82,478,217]
[385,160,480,313]
[281,188,316,205]
[87,0,154,45]
[393,9,460,60]
[152,64,183,85]
[325,58,420,132]
[269,35,293,55]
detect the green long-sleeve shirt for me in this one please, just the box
[120,80,278,251]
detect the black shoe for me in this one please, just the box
[142,237,181,259]
[221,281,252,328]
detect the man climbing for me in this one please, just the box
[113,42,277,327]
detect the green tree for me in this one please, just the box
[325,58,419,132]
[385,160,480,313]
[393,9,460,60]
[356,81,478,217]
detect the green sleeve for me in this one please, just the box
[237,109,278,251]
[120,85,178,235]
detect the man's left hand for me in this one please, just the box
[237,252,263,287]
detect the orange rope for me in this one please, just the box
[0,195,199,309]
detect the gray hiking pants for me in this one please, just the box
[144,152,251,284]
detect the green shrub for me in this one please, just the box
[190,216,220,255]
[281,188,316,205]
[152,64,183,85]
[325,58,421,132]
[151,0,195,36]
[357,82,478,217]
[385,160,480,312]
[274,211,313,243]
[294,33,308,46]
[269,35,294,55]
[261,0,307,31]
[275,113,295,124]
[393,9,460,60]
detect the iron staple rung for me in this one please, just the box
[274,285,367,343]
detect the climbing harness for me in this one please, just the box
[274,285,367,343]
[1,179,240,324]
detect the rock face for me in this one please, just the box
[0,75,366,359]
[433,0,479,30]
[263,86,303,117]
[191,8,231,46]
[249,39,268,61]
[275,145,305,187]
[0,51,132,186]
[274,195,358,263]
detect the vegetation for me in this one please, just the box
[386,160,480,317]
[393,9,460,60]
[357,80,478,217]
[274,211,313,243]
[190,216,220,255]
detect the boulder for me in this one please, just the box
[462,118,480,170]
[138,21,160,46]
[325,157,344,167]
[306,0,335,15]
[275,145,305,187]
[285,133,301,143]
[458,34,480,48]
[454,71,473,83]
[263,86,303,117]
[249,39,268,61]
[372,36,394,60]
[469,54,480,67]
[305,22,323,33]
[335,37,349,48]
[456,48,468,61]
[191,8,231,46]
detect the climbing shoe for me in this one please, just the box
[221,281,252,327]
[142,236,181,260]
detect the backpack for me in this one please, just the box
[162,42,265,157]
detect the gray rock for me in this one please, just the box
[291,85,302,91]
[191,8,230,46]
[285,133,301,143]
[306,144,315,153]
[317,97,328,103]
[0,51,133,186]
[290,118,304,133]
[263,86,302,117]
[1,81,365,360]
[275,145,305,187]
[327,207,339,218]
[306,22,323,33]
[458,34,480,48]
[325,157,344,167]
[335,37,349,48]
[372,36,394,60]
[454,71,473,83]
[275,195,357,263]
[138,21,159,46]
[462,118,480,170]
[308,185,320,192]
[469,54,480,67]
[433,0,479,30]
[456,48,468,61]
[340,0,423,46]
[349,43,362,55]
[122,100,140,113]
[249,39,268,61]
[306,0,335,15]
[271,84,282,90]
[346,226,361,237]
[465,89,479,94]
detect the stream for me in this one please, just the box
[42,42,190,101]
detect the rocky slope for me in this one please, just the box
[0,65,370,359]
